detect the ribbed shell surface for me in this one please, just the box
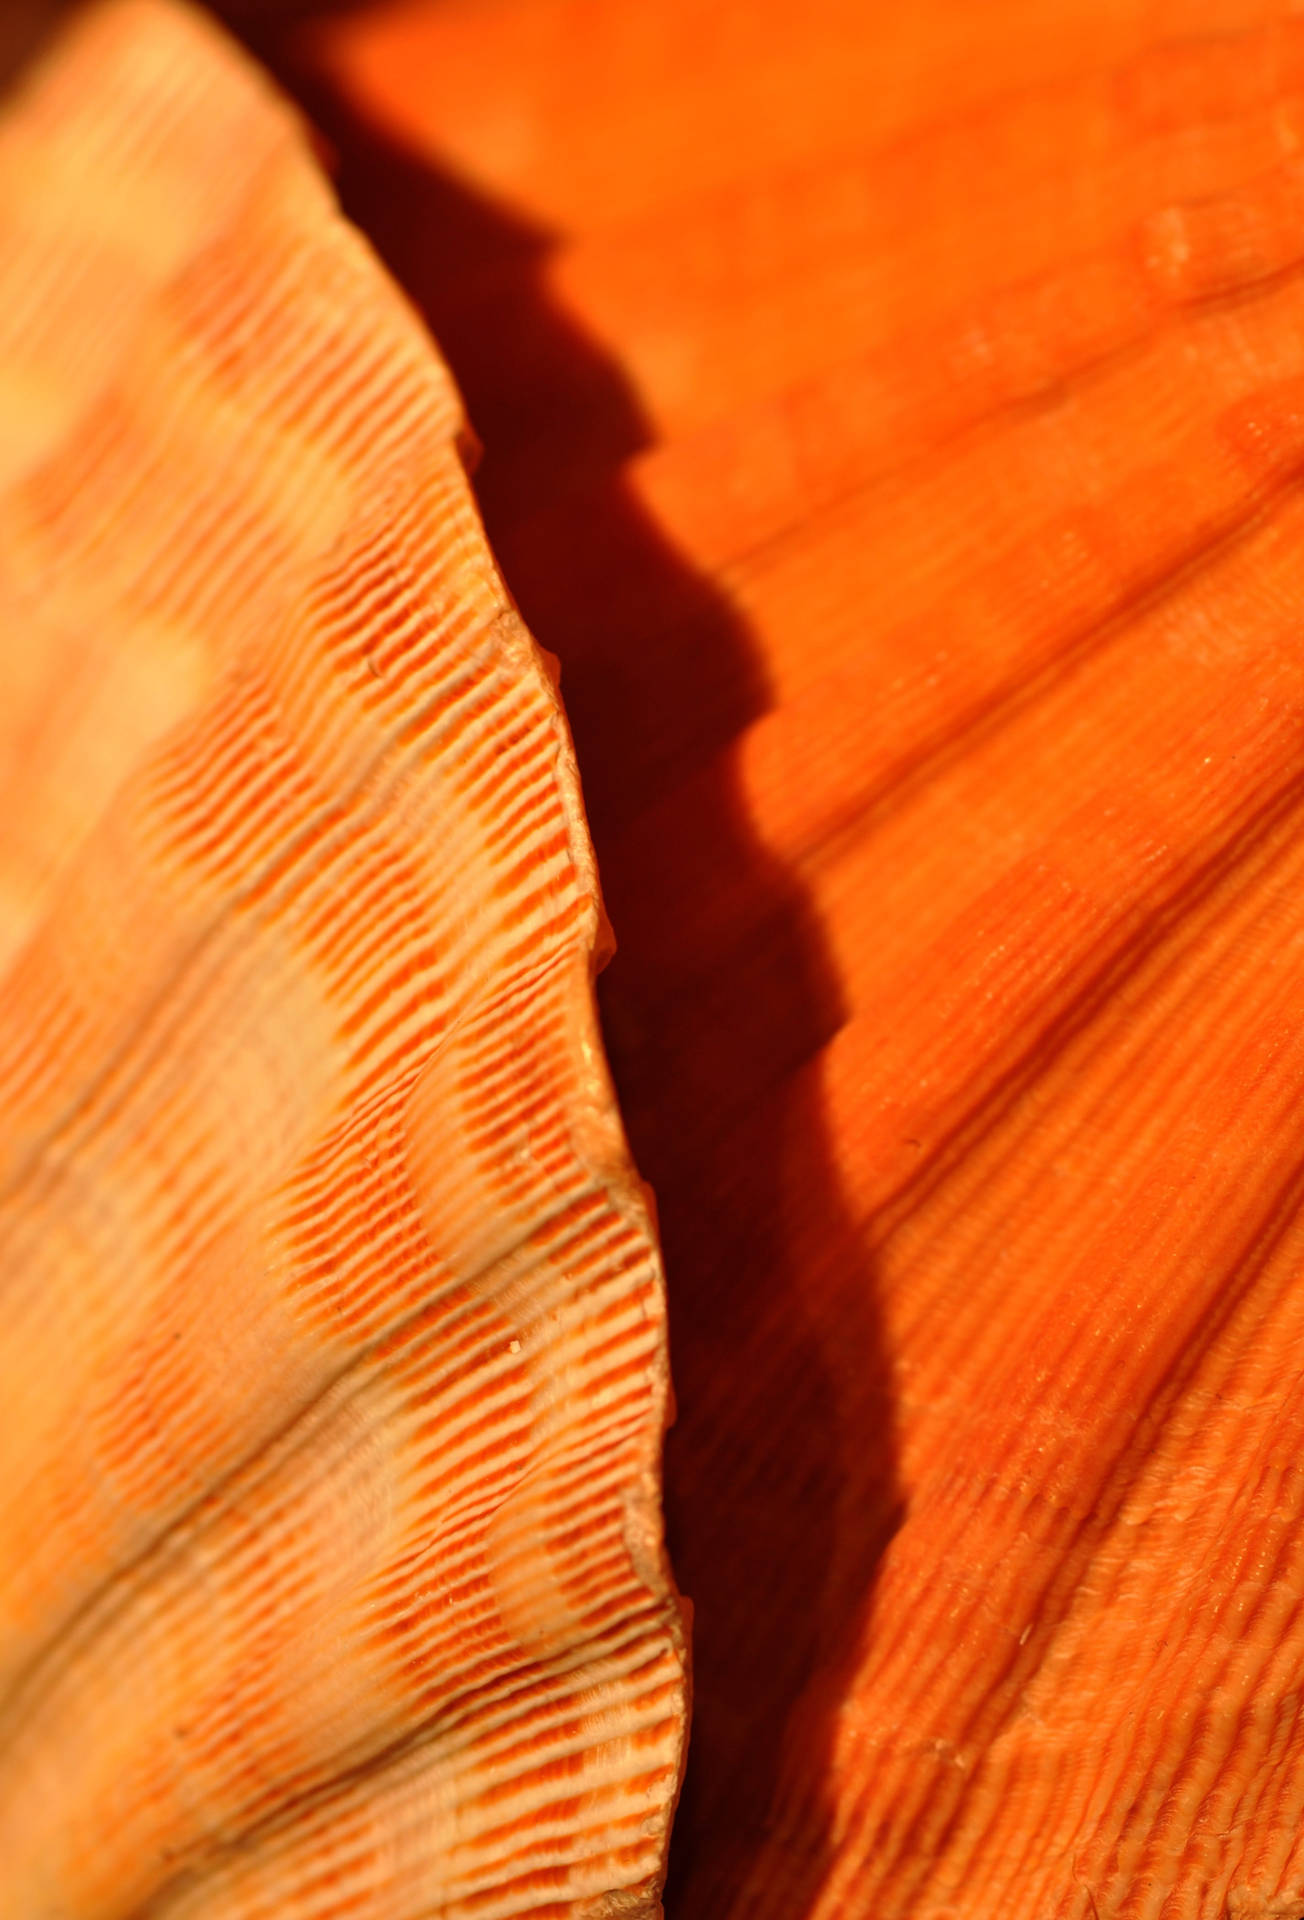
[0,5,685,1916]
[285,1,1304,1916]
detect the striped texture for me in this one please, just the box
[0,5,684,1916]
[286,2,1304,1915]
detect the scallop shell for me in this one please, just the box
[0,4,685,1915]
[291,2,1304,1916]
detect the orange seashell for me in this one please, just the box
[245,1,1304,1915]
[0,3,684,1915]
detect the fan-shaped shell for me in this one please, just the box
[0,4,685,1915]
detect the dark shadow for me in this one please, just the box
[0,0,67,89]
[235,18,904,1911]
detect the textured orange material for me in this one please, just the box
[0,5,684,1914]
[248,2,1304,1915]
